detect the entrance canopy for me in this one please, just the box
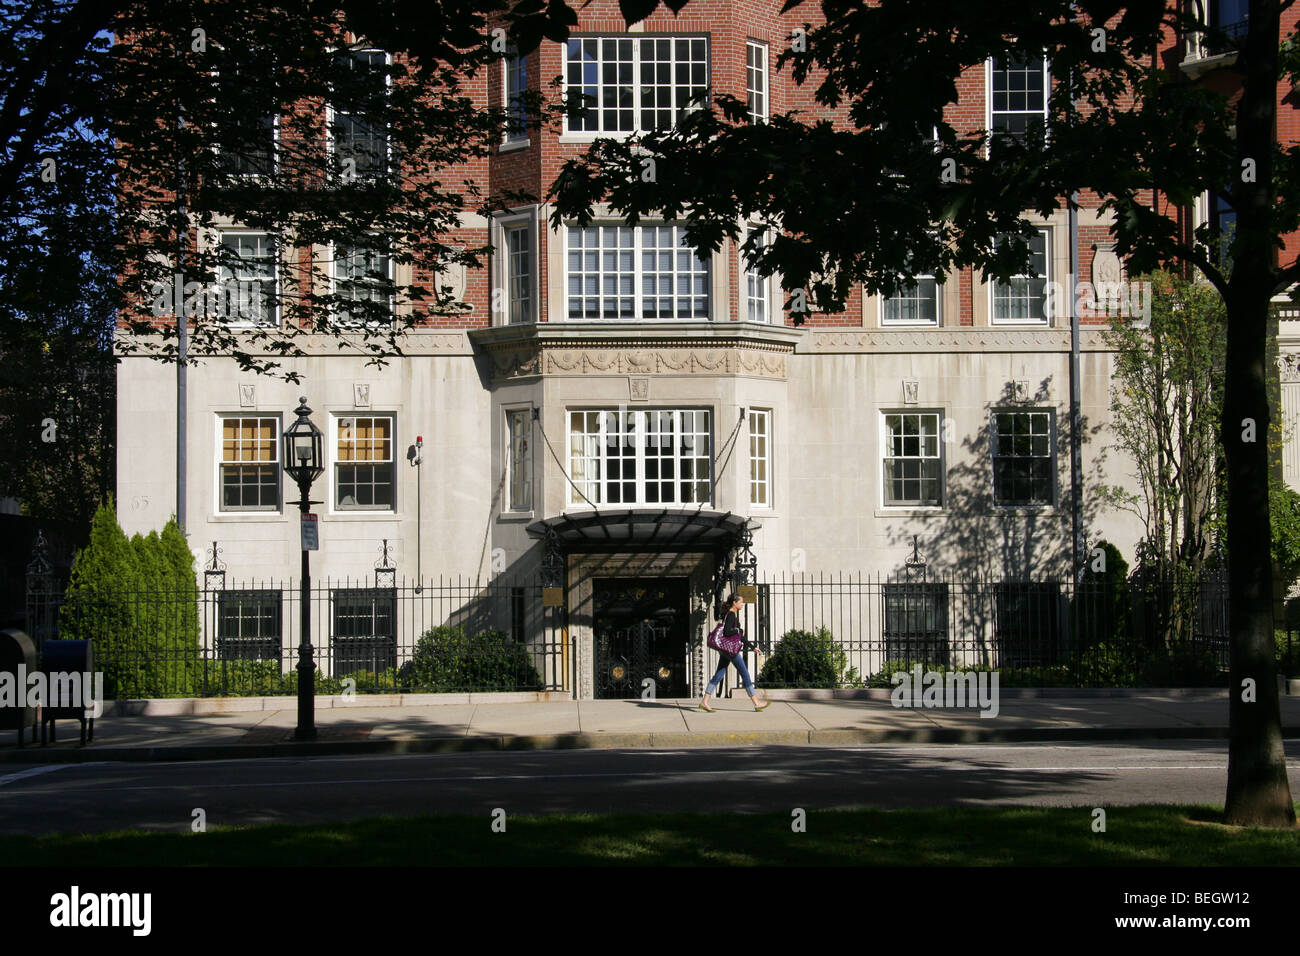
[526,509,758,555]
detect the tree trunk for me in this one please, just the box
[1222,0,1295,827]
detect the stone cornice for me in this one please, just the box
[802,328,1115,353]
[468,321,804,354]
[114,328,473,358]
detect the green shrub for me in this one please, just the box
[1074,641,1143,686]
[1141,643,1225,687]
[1075,540,1130,647]
[756,627,845,688]
[398,625,543,692]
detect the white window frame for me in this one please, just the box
[880,410,944,509]
[325,47,394,182]
[746,39,768,123]
[749,408,771,509]
[331,413,397,513]
[562,35,710,139]
[879,272,942,327]
[504,49,528,146]
[493,209,537,326]
[988,228,1051,325]
[566,408,713,509]
[209,46,280,179]
[565,222,712,321]
[986,54,1050,147]
[329,240,395,327]
[214,230,279,329]
[990,408,1056,508]
[216,414,282,514]
[741,222,775,324]
[506,407,534,513]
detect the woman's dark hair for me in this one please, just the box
[724,593,740,608]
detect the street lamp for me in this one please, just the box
[282,397,323,741]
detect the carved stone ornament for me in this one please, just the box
[354,382,371,408]
[902,380,919,405]
[1280,352,1300,383]
[629,377,650,400]
[238,383,256,408]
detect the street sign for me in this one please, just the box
[301,513,319,551]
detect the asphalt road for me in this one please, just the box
[1,740,1297,836]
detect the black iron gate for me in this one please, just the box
[593,578,689,699]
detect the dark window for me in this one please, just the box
[992,411,1054,505]
[883,583,949,665]
[332,49,391,179]
[331,588,397,676]
[511,587,526,644]
[994,582,1062,667]
[213,50,277,176]
[217,590,282,660]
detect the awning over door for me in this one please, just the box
[525,509,759,555]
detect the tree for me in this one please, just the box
[548,0,1295,826]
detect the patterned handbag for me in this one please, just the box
[707,621,744,657]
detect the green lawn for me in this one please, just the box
[6,805,1300,866]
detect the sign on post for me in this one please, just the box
[301,513,319,551]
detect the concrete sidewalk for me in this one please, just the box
[4,689,1300,763]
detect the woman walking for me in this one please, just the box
[699,592,770,712]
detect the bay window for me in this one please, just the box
[569,409,712,506]
[567,224,710,320]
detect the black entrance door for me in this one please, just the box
[593,578,690,699]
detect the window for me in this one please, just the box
[743,225,771,323]
[335,415,394,510]
[882,412,942,507]
[568,409,711,506]
[882,273,940,325]
[991,229,1050,323]
[212,48,277,176]
[511,586,526,643]
[333,243,393,325]
[505,223,533,323]
[883,583,949,665]
[564,36,708,134]
[567,224,710,319]
[749,409,770,507]
[746,40,768,123]
[216,590,282,661]
[331,587,397,676]
[508,408,532,511]
[219,416,279,511]
[994,582,1062,667]
[989,55,1049,142]
[505,51,528,142]
[216,232,277,327]
[331,49,391,180]
[992,410,1054,505]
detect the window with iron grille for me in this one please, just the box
[991,229,1050,323]
[567,224,710,320]
[331,587,397,676]
[564,36,708,134]
[219,416,280,511]
[882,412,942,506]
[989,54,1049,141]
[216,589,282,661]
[992,410,1054,505]
[746,40,768,123]
[336,415,394,510]
[568,409,712,506]
[994,581,1062,667]
[883,583,949,665]
[511,586,526,644]
[331,49,391,179]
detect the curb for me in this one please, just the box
[2,725,1294,765]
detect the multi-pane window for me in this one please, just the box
[743,226,770,323]
[216,590,282,661]
[992,410,1053,505]
[990,55,1049,141]
[216,232,277,327]
[567,224,710,320]
[746,40,768,122]
[213,52,277,176]
[883,583,949,665]
[995,582,1062,667]
[331,588,397,676]
[568,409,711,506]
[505,52,528,142]
[565,36,708,134]
[336,415,394,510]
[882,412,942,507]
[331,49,391,179]
[991,229,1050,322]
[508,408,532,511]
[333,244,393,325]
[749,409,770,507]
[505,223,533,323]
[220,417,279,511]
[883,274,940,325]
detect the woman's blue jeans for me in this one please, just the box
[705,652,754,697]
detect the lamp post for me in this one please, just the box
[282,397,324,741]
